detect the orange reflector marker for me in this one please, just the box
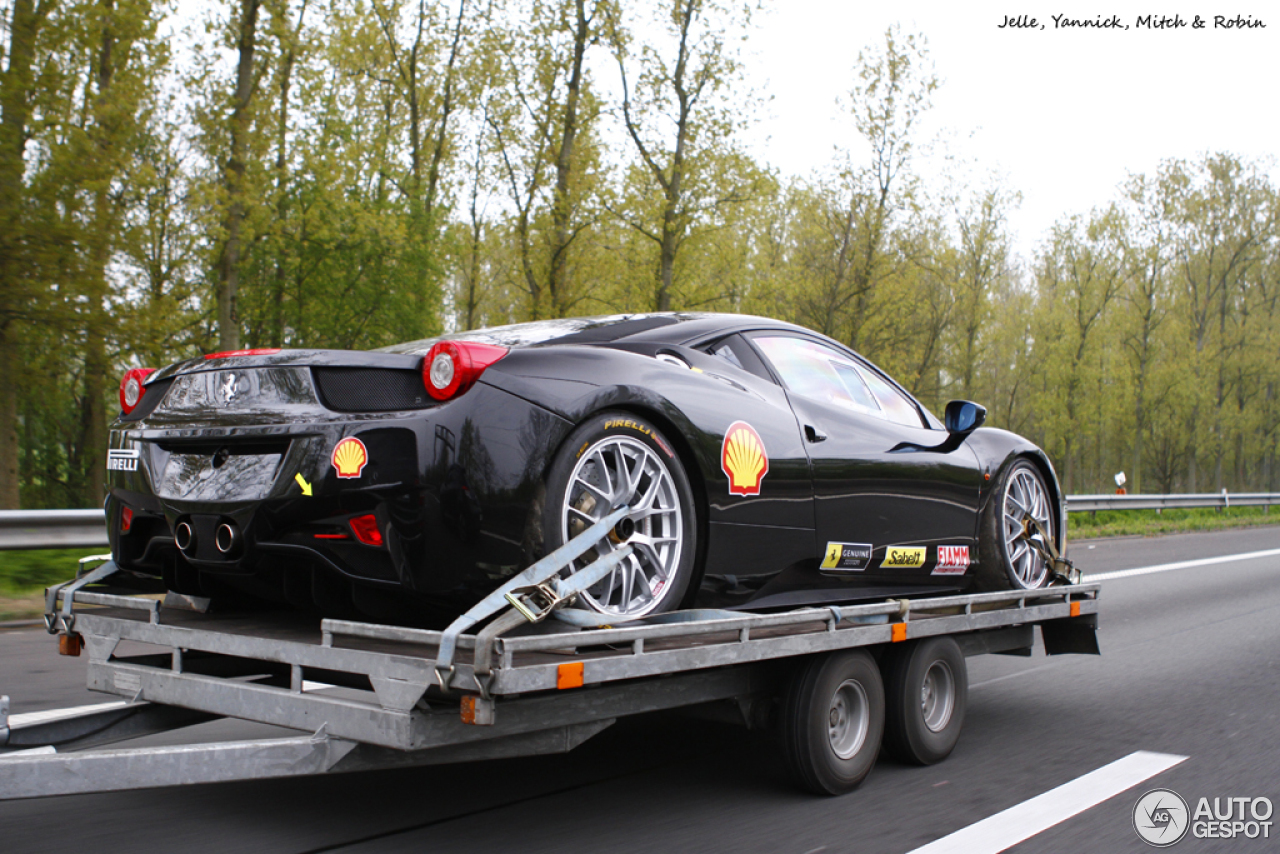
[1070,601,1082,618]
[59,633,83,656]
[460,695,477,725]
[891,623,908,643]
[557,661,585,689]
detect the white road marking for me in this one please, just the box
[905,751,1188,854]
[1081,547,1280,583]
[8,700,130,727]
[7,683,337,729]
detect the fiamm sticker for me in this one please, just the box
[933,545,970,575]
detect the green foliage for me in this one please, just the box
[3,4,1279,514]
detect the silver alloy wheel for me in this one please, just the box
[1001,464,1054,588]
[920,660,955,733]
[828,678,871,759]
[562,435,683,618]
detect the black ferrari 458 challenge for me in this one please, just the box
[105,313,1067,622]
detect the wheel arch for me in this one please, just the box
[579,399,711,608]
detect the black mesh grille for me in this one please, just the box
[313,367,433,412]
[120,377,174,422]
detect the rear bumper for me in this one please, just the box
[107,381,574,599]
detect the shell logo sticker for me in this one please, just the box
[331,437,369,479]
[721,421,769,496]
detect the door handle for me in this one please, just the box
[805,424,828,443]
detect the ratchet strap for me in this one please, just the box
[44,556,118,635]
[434,506,629,685]
[1028,517,1080,585]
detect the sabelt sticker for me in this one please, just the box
[933,544,970,575]
[106,448,140,472]
[331,437,369,479]
[881,546,926,569]
[721,421,769,496]
[820,542,873,572]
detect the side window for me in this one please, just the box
[753,335,924,428]
[857,365,927,428]
[705,339,745,370]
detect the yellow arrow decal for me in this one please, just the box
[294,473,312,496]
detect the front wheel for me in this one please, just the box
[542,411,697,619]
[975,459,1057,591]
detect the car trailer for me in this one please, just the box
[0,514,1099,800]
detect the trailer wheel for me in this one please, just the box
[779,649,885,795]
[882,636,967,765]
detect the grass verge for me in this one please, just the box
[0,548,110,622]
[1068,505,1279,540]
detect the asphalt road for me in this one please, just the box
[3,525,1280,853]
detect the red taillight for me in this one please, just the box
[120,505,133,533]
[119,368,156,414]
[349,514,384,547]
[423,341,508,401]
[203,348,281,360]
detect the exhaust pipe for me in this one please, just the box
[174,520,196,554]
[215,522,242,556]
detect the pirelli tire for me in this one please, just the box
[882,636,968,765]
[974,458,1058,592]
[779,649,886,796]
[542,411,698,619]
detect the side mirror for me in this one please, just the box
[944,400,987,436]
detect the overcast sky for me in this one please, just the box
[740,1,1278,257]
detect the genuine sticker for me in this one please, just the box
[107,448,140,472]
[881,546,926,569]
[933,545,970,575]
[820,542,873,572]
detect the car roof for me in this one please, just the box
[378,312,799,355]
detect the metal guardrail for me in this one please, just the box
[1066,492,1280,513]
[0,510,109,550]
[1,492,1278,551]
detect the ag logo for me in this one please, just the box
[1133,788,1189,846]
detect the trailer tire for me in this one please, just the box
[882,636,967,765]
[779,649,884,795]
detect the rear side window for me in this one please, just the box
[752,335,924,428]
[706,339,744,370]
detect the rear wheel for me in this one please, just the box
[975,459,1056,591]
[779,650,885,795]
[882,637,967,765]
[542,411,696,619]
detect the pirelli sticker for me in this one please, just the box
[107,448,140,472]
[603,417,674,458]
[933,545,970,576]
[820,542,872,572]
[880,546,926,569]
